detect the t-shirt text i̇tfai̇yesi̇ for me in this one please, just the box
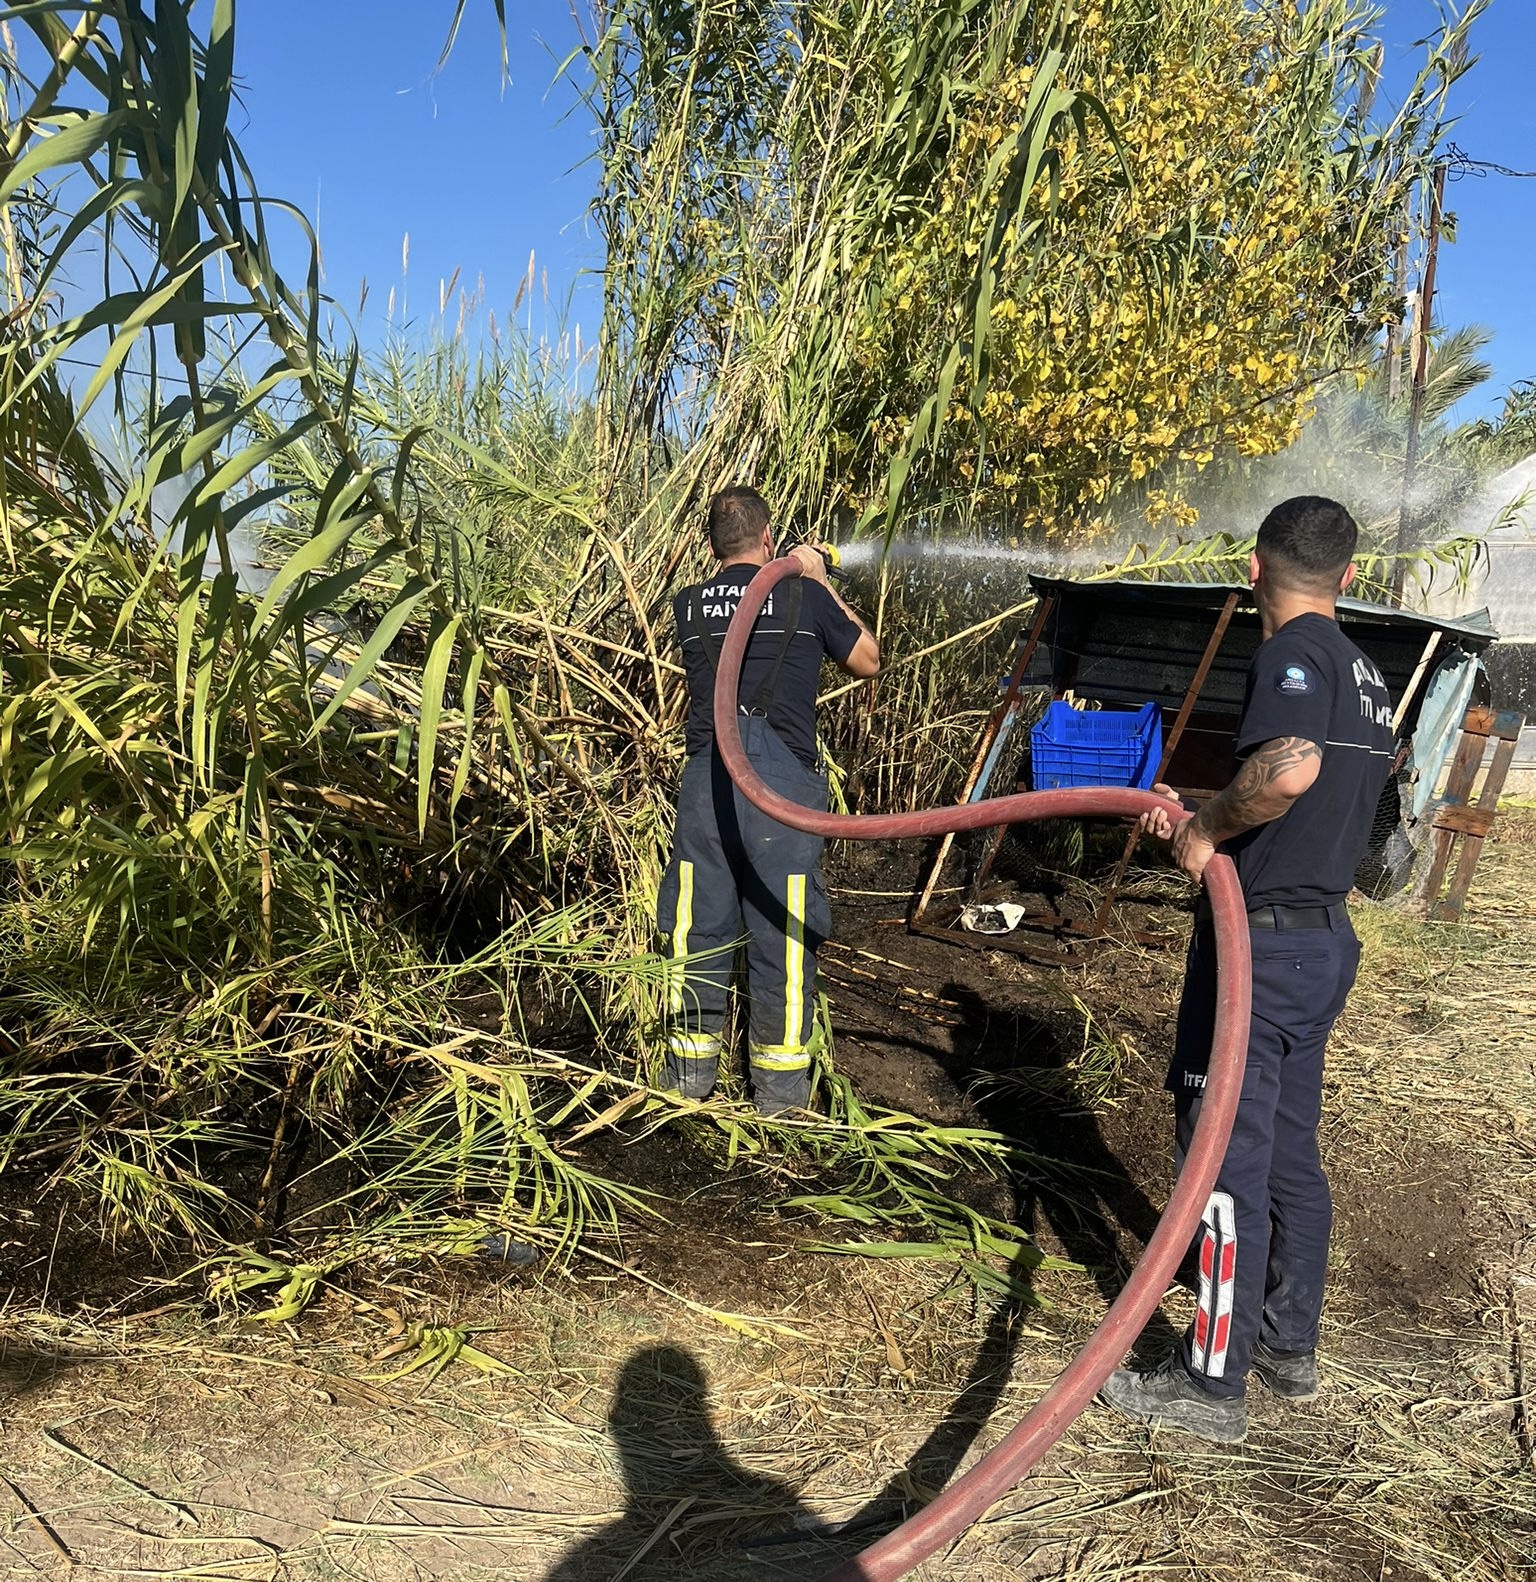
[674,565,861,770]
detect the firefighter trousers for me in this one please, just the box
[1166,916,1361,1398]
[655,718,831,1114]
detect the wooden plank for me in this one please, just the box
[1433,833,1486,922]
[1421,825,1458,908]
[1432,804,1496,838]
[1423,710,1525,921]
[1474,730,1521,809]
[1421,722,1482,911]
[1152,592,1241,783]
[911,836,960,927]
[1456,706,1521,740]
[1439,724,1485,808]
[1391,631,1441,734]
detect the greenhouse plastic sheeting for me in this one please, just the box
[1409,651,1481,820]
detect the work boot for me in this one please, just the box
[664,1061,716,1100]
[1251,1341,1319,1401]
[754,1090,813,1119]
[663,1032,721,1100]
[1099,1353,1248,1444]
[750,1064,811,1118]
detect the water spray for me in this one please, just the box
[815,536,1161,579]
[712,556,1254,1582]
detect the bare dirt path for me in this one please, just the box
[3,826,1533,1581]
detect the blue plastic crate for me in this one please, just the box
[1029,700,1163,791]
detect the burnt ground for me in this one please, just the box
[819,834,1481,1326]
[1,823,1533,1580]
[826,839,1174,1231]
[542,831,1194,1319]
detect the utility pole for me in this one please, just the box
[1386,194,1411,406]
[1392,161,1447,607]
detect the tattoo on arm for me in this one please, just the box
[1191,737,1322,844]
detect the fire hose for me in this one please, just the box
[711,557,1253,1582]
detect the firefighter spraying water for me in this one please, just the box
[656,488,879,1115]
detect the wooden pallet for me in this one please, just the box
[1422,705,1525,922]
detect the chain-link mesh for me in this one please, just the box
[1353,750,1417,900]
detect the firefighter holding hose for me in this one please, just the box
[655,486,880,1115]
[1101,496,1394,1443]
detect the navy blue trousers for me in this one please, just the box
[1166,916,1361,1398]
[655,719,830,1111]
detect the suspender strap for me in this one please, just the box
[749,578,802,714]
[683,579,803,717]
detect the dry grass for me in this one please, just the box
[3,835,1534,1582]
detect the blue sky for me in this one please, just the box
[1374,0,1536,417]
[235,1,599,343]
[232,1,1533,417]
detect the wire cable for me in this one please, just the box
[1444,141,1536,181]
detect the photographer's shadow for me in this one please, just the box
[544,1344,825,1581]
[547,1300,1034,1581]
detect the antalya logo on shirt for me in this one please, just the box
[1277,663,1314,696]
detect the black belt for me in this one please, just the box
[1197,898,1347,930]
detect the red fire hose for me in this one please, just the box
[711,558,1253,1582]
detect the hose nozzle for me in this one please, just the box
[816,544,846,582]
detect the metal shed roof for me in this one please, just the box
[1026,576,1500,646]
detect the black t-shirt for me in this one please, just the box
[1223,612,1393,908]
[675,564,861,769]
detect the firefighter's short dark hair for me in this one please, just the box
[1256,496,1359,593]
[707,486,770,560]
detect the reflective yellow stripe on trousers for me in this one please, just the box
[668,1030,721,1062]
[751,1040,811,1070]
[759,871,808,1069]
[668,860,694,1016]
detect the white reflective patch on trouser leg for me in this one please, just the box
[668,1030,723,1061]
[1191,1190,1237,1378]
[748,1040,812,1073]
[665,1028,721,1099]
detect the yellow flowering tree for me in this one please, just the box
[832,0,1443,533]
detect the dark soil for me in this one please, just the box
[1329,1138,1479,1317]
[823,839,1175,1285]
[565,1123,845,1308]
[0,1175,172,1313]
[551,835,1192,1317]
[817,836,1485,1335]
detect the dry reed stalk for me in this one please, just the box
[2,1474,77,1567]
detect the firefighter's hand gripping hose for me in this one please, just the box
[712,558,1253,1582]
